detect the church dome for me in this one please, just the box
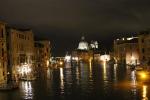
[78,36,89,50]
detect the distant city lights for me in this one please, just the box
[100,55,110,61]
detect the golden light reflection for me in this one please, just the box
[60,68,64,93]
[113,64,117,82]
[89,59,92,78]
[47,68,52,79]
[76,66,80,84]
[103,61,107,80]
[142,85,148,100]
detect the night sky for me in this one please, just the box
[1,0,150,56]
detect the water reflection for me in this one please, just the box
[76,66,80,85]
[47,68,52,79]
[20,81,33,100]
[89,60,92,79]
[1,62,150,100]
[142,85,148,100]
[113,64,118,82]
[103,61,107,81]
[131,71,137,86]
[60,68,64,94]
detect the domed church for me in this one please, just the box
[77,36,89,50]
[70,35,100,62]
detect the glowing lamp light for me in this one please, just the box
[72,57,78,61]
[100,55,110,61]
[141,73,147,79]
[131,56,135,61]
[59,61,63,65]
[138,71,148,80]
[47,60,50,66]
[18,64,32,75]
[65,55,71,62]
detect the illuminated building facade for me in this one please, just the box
[78,36,89,50]
[138,31,150,66]
[114,37,140,65]
[34,42,44,68]
[35,41,51,68]
[0,21,7,84]
[6,27,35,80]
[71,35,99,62]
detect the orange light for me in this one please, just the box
[59,61,63,65]
[139,72,148,80]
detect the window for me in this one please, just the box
[143,56,145,60]
[2,48,4,57]
[1,29,3,38]
[47,48,49,52]
[0,28,4,38]
[142,39,144,43]
[142,48,145,53]
[3,62,4,68]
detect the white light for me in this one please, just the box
[59,61,63,65]
[127,37,133,40]
[18,64,32,75]
[130,56,136,65]
[78,42,89,50]
[72,57,78,61]
[127,37,138,40]
[47,60,49,66]
[65,55,71,62]
[100,55,110,61]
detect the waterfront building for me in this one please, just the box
[71,35,100,62]
[114,37,140,65]
[138,31,150,66]
[78,36,89,50]
[6,27,35,80]
[34,42,44,68]
[35,41,51,69]
[0,21,7,84]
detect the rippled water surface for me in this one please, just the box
[0,62,150,100]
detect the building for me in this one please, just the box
[34,42,44,68]
[138,31,150,66]
[6,27,35,80]
[78,36,89,50]
[35,40,51,69]
[114,37,140,65]
[71,35,100,62]
[0,21,7,84]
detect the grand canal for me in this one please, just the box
[0,62,149,100]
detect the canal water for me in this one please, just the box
[0,62,149,100]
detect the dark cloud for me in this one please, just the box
[0,0,150,56]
